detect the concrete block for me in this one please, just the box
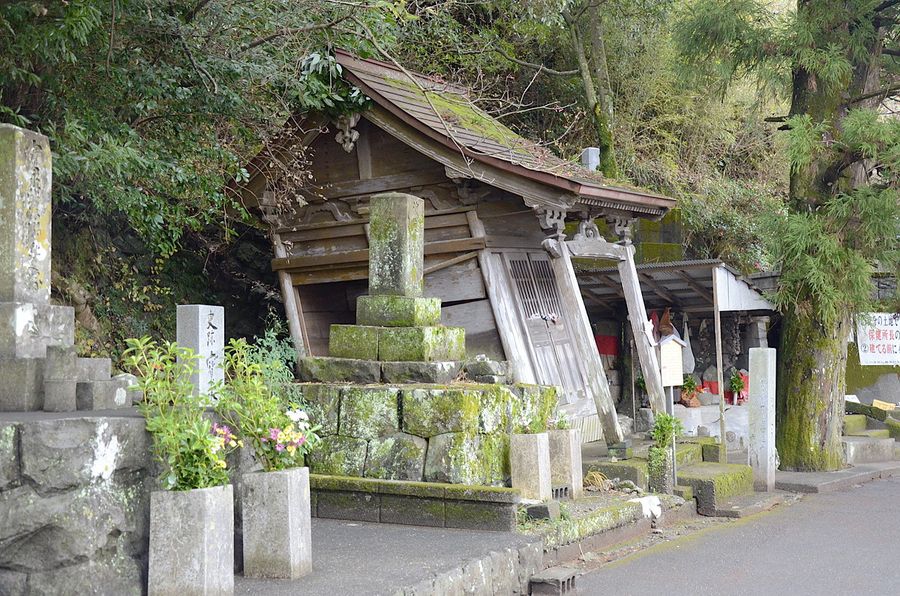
[297,357,381,383]
[530,566,578,595]
[547,429,583,499]
[76,378,132,410]
[444,500,516,532]
[367,193,425,297]
[379,494,444,527]
[315,490,380,522]
[525,500,560,520]
[0,125,53,305]
[42,379,76,412]
[465,357,508,378]
[148,485,234,596]
[0,357,43,411]
[510,433,552,501]
[356,295,441,327]
[76,357,111,382]
[842,436,895,464]
[377,326,466,362]
[43,345,77,380]
[0,303,74,359]
[241,467,312,579]
[176,304,224,397]
[748,347,777,491]
[328,324,380,360]
[381,361,462,384]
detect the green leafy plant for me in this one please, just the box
[681,375,699,398]
[243,315,304,406]
[650,413,684,450]
[729,369,745,394]
[215,338,319,472]
[551,411,572,430]
[123,337,238,491]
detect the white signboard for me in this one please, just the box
[856,312,900,366]
[659,336,686,387]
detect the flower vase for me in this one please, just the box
[241,466,312,579]
[148,484,234,595]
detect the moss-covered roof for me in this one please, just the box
[334,50,674,215]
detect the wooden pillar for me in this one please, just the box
[272,232,309,358]
[713,266,727,459]
[617,245,667,414]
[550,240,624,444]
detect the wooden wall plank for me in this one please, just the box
[426,262,486,303]
[441,299,504,360]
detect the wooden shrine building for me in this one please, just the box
[235,50,676,443]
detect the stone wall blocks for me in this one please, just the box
[307,435,368,477]
[0,422,19,490]
[401,387,481,437]
[297,382,341,436]
[364,432,427,481]
[340,386,399,440]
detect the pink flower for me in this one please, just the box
[269,428,280,441]
[275,444,285,452]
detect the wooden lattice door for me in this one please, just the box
[504,252,587,403]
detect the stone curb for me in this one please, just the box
[774,462,900,494]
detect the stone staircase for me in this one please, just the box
[583,437,761,516]
[842,413,898,464]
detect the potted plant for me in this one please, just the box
[215,339,319,579]
[680,375,701,408]
[124,337,238,596]
[728,369,747,405]
[647,413,684,495]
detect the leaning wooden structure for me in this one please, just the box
[235,50,676,443]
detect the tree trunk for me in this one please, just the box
[776,311,850,471]
[563,10,618,178]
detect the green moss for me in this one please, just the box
[329,325,380,360]
[527,501,643,548]
[356,295,441,328]
[378,326,466,362]
[401,387,480,436]
[340,386,399,440]
[511,384,558,433]
[307,436,368,476]
[426,432,509,486]
[845,342,900,394]
[364,432,427,481]
[298,383,341,435]
[701,443,724,463]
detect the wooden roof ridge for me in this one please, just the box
[334,49,675,213]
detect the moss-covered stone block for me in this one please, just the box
[307,436,368,476]
[678,462,753,514]
[364,432,427,481]
[701,443,725,463]
[444,500,516,531]
[585,460,648,490]
[477,384,518,434]
[328,325,381,360]
[381,361,463,384]
[298,357,381,383]
[315,490,380,522]
[340,386,400,440]
[843,414,868,435]
[379,494,445,527]
[378,326,466,362]
[368,192,425,297]
[424,432,509,486]
[297,383,341,436]
[511,384,558,433]
[356,295,441,327]
[401,387,481,436]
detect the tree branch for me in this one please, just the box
[874,0,900,13]
[241,17,350,53]
[849,82,900,104]
[884,48,900,57]
[491,47,579,77]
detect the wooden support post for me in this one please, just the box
[272,232,309,359]
[713,266,727,460]
[617,245,667,414]
[550,240,624,444]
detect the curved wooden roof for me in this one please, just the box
[335,49,675,216]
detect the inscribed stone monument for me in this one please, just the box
[748,347,776,491]
[176,304,225,397]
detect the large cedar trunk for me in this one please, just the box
[776,310,850,471]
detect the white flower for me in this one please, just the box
[287,409,309,423]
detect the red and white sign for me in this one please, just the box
[856,313,900,366]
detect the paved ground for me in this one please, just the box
[579,476,900,595]
[235,518,537,595]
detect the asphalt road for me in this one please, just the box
[579,476,900,596]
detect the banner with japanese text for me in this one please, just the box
[856,313,900,366]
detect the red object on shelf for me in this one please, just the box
[701,381,719,395]
[594,335,619,356]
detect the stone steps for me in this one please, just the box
[841,436,896,464]
[846,428,892,439]
[709,491,789,518]
[677,462,754,516]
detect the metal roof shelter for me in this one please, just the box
[575,259,774,315]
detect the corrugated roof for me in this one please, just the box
[335,50,675,215]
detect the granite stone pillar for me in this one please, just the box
[510,433,552,501]
[367,192,424,297]
[176,304,224,397]
[748,347,776,491]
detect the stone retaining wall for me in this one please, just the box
[309,474,522,531]
[302,382,557,487]
[0,414,152,595]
